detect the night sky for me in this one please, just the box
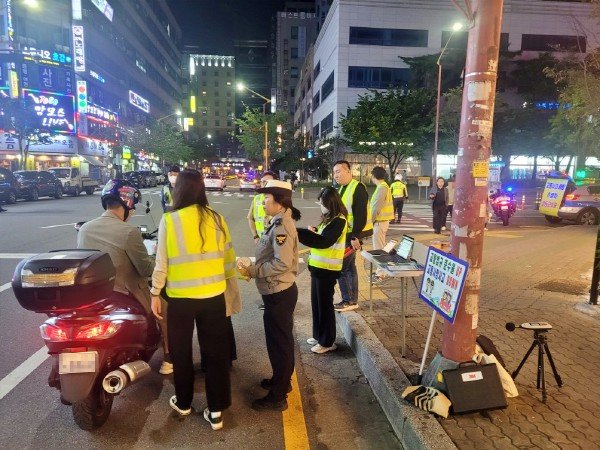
[169,0,286,52]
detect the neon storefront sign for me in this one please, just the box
[22,89,76,135]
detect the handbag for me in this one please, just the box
[224,276,242,317]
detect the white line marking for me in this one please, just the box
[0,253,35,259]
[39,223,76,229]
[0,283,12,293]
[0,347,50,401]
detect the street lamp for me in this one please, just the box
[300,157,306,182]
[237,82,272,170]
[433,22,464,180]
[157,110,182,123]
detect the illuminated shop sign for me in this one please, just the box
[4,0,14,44]
[22,89,76,135]
[89,70,105,83]
[87,102,118,125]
[72,26,86,72]
[22,47,72,67]
[77,80,87,112]
[128,90,149,113]
[91,0,114,22]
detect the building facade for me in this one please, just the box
[234,40,271,116]
[0,0,183,175]
[298,0,600,180]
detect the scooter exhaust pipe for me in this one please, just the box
[102,360,151,394]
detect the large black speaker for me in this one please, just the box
[442,362,508,414]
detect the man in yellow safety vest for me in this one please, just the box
[161,165,180,212]
[333,160,373,312]
[370,166,394,250]
[247,171,276,243]
[389,173,408,223]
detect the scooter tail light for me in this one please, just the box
[75,321,123,340]
[40,324,69,342]
[565,194,579,201]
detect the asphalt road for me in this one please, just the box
[0,185,400,449]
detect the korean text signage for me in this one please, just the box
[419,247,469,324]
[91,0,114,21]
[72,26,86,72]
[539,178,569,217]
[22,47,72,67]
[23,89,76,135]
[129,90,149,113]
[1,133,76,155]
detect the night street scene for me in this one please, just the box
[1,0,600,449]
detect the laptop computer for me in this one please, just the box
[370,235,415,263]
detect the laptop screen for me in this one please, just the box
[397,236,414,259]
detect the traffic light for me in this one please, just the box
[307,149,314,159]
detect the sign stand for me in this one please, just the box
[419,311,437,379]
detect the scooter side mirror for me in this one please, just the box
[74,221,86,231]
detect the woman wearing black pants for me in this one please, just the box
[429,177,449,234]
[238,180,301,411]
[297,187,348,354]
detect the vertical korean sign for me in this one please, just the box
[72,26,85,72]
[419,247,469,324]
[539,178,569,218]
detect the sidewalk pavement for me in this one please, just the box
[331,226,600,449]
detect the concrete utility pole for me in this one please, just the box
[443,0,504,362]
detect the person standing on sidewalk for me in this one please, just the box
[247,171,276,243]
[443,176,456,231]
[297,187,348,354]
[161,165,180,212]
[370,167,394,250]
[333,160,373,312]
[150,169,235,430]
[389,173,408,223]
[237,180,300,411]
[429,176,448,234]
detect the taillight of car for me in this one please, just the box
[40,324,69,342]
[74,321,123,340]
[500,201,508,205]
[565,193,579,201]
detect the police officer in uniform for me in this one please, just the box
[161,165,180,212]
[390,173,408,223]
[247,171,276,242]
[237,180,300,411]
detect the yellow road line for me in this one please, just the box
[282,369,310,449]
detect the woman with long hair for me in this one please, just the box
[150,169,236,430]
[297,187,348,354]
[237,180,300,411]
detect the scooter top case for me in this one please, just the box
[12,249,116,314]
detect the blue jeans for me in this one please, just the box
[338,250,358,303]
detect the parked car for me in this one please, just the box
[14,170,63,201]
[153,171,166,184]
[48,166,98,196]
[123,171,145,188]
[239,175,260,191]
[0,167,20,204]
[138,170,158,187]
[556,184,600,225]
[204,173,225,191]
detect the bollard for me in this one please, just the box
[521,195,526,210]
[534,192,541,210]
[301,187,304,199]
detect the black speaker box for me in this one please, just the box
[442,362,508,414]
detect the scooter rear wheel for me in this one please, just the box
[72,386,113,430]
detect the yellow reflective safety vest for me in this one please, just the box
[308,216,348,271]
[390,181,408,198]
[163,184,173,209]
[164,205,236,298]
[339,179,373,234]
[252,194,270,236]
[373,182,394,222]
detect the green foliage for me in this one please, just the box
[340,88,435,175]
[0,97,53,169]
[402,49,465,91]
[234,107,289,163]
[124,122,192,168]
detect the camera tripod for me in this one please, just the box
[511,329,563,403]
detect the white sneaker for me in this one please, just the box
[311,343,337,354]
[159,361,173,375]
[203,408,223,430]
[306,337,318,345]
[169,396,192,416]
[441,226,447,231]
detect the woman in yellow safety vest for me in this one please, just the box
[247,171,277,243]
[297,187,348,354]
[150,169,236,431]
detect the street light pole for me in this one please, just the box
[433,23,463,180]
[157,110,182,123]
[238,83,271,171]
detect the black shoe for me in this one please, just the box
[251,395,288,411]
[260,378,292,393]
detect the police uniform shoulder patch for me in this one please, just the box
[276,234,287,246]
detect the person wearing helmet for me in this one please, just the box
[77,180,173,375]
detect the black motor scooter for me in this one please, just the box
[12,249,161,430]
